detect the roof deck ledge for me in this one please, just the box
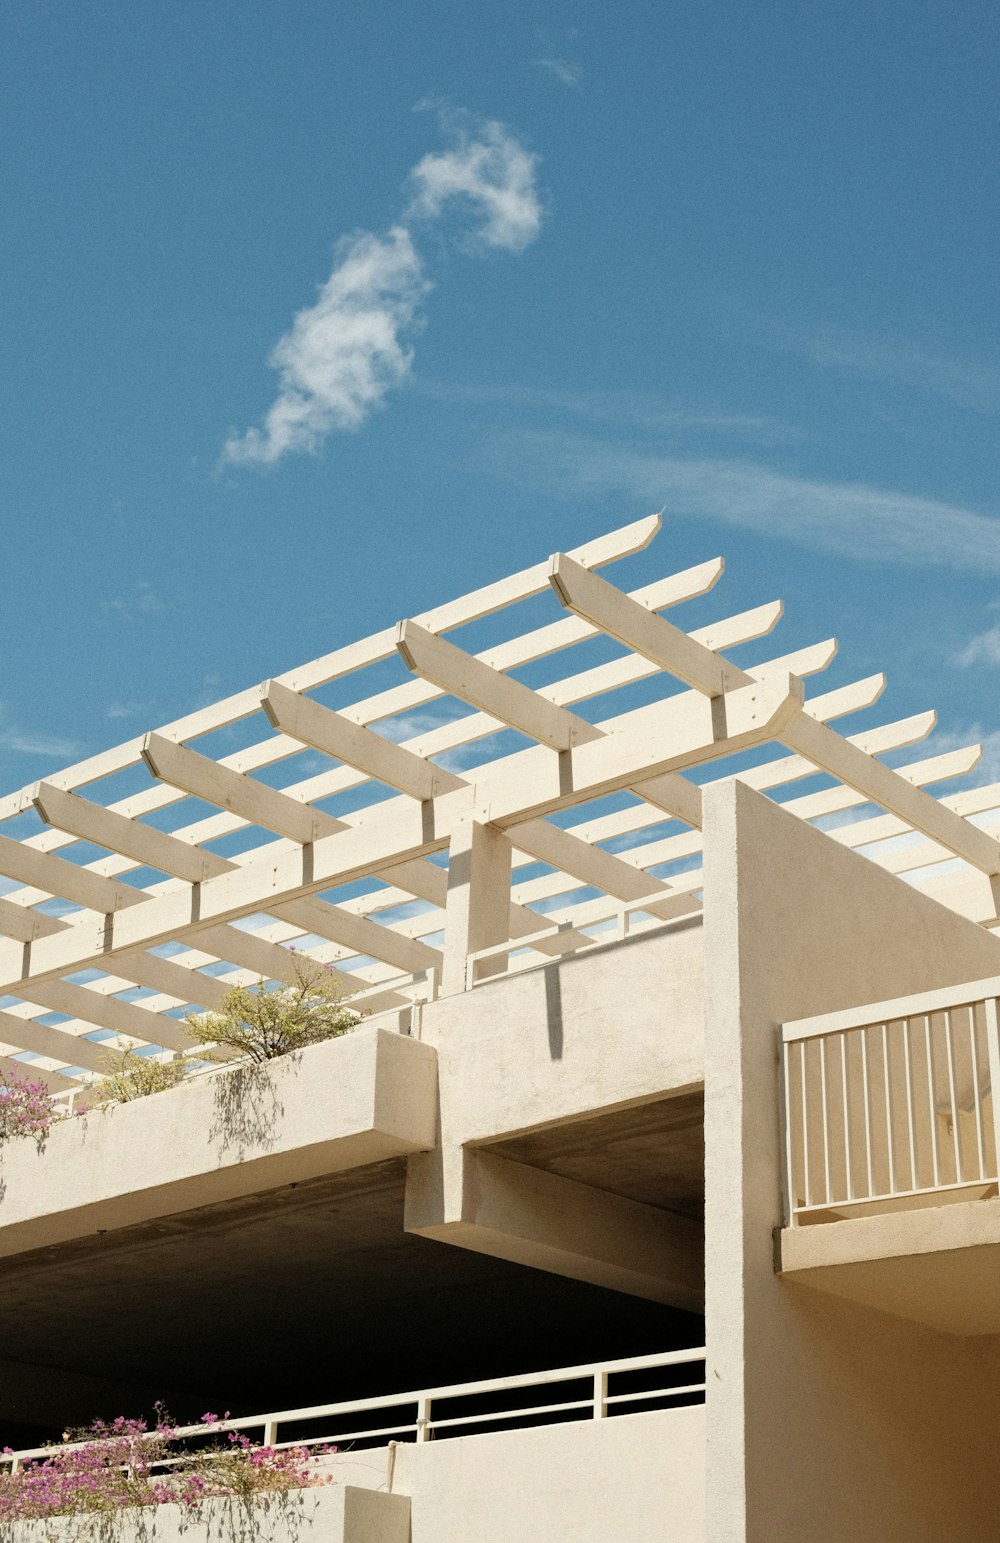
[0,1026,437,1260]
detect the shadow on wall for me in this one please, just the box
[544,964,563,1062]
[208,1062,286,1163]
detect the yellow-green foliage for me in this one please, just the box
[89,1047,187,1106]
[185,956,360,1063]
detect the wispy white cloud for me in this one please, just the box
[533,57,582,86]
[0,704,80,759]
[105,700,149,721]
[772,323,1000,414]
[487,429,1000,574]
[100,580,165,623]
[418,379,793,443]
[956,625,1000,667]
[407,109,542,253]
[923,726,1000,784]
[222,228,428,467]
[223,109,542,469]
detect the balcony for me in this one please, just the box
[778,972,1000,1333]
[2,1349,707,1543]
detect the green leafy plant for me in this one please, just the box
[88,1046,188,1107]
[185,955,360,1063]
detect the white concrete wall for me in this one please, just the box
[323,1407,705,1543]
[420,921,704,1143]
[703,780,1000,1543]
[4,1485,410,1543]
[0,1027,436,1256]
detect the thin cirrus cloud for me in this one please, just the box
[222,111,543,470]
[533,58,582,87]
[956,625,1000,668]
[0,703,80,759]
[487,429,1000,575]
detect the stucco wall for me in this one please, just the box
[323,1407,705,1543]
[703,779,1000,1543]
[3,1485,410,1543]
[0,1027,436,1257]
[421,920,704,1144]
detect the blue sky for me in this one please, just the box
[1,0,998,792]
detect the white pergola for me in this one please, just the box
[1,512,997,1093]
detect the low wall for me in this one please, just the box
[324,1407,705,1543]
[422,920,705,1145]
[0,1027,437,1256]
[1,1486,409,1543]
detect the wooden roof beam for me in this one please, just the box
[0,670,804,992]
[549,553,1000,878]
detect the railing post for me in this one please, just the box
[593,1369,608,1420]
[985,997,1000,1179]
[780,1034,795,1225]
[262,1419,279,1447]
[442,815,512,996]
[415,1394,432,1442]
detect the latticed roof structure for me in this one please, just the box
[0,511,997,1093]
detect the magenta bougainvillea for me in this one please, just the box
[0,1069,61,1146]
[0,1411,334,1522]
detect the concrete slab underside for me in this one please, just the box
[0,1156,702,1446]
[778,1195,1000,1335]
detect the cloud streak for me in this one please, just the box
[533,58,582,87]
[956,625,1000,668]
[770,323,1000,415]
[0,704,80,759]
[223,111,542,469]
[487,429,1000,574]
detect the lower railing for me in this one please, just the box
[783,976,1000,1225]
[1,1347,706,1472]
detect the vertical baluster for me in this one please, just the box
[860,1026,875,1198]
[925,1014,941,1189]
[593,1369,609,1420]
[881,1022,896,1195]
[944,1009,962,1184]
[840,1032,853,1201]
[902,1016,917,1192]
[799,1040,811,1209]
[820,1034,831,1205]
[969,1005,987,1182]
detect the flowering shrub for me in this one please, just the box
[0,1410,333,1523]
[0,1069,62,1147]
[88,1046,188,1107]
[185,955,360,1063]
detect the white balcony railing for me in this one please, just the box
[0,1347,706,1473]
[782,976,1000,1225]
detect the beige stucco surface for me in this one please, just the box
[321,1407,705,1542]
[405,923,706,1298]
[419,921,704,1142]
[3,1486,410,1543]
[703,780,1000,1542]
[0,1026,437,1257]
[779,1196,1000,1334]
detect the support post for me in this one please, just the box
[442,816,512,996]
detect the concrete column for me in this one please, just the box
[441,817,512,996]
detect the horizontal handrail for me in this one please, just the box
[0,1346,706,1470]
[784,974,1000,1044]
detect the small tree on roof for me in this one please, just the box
[185,954,360,1063]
